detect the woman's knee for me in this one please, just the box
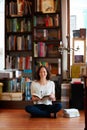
[58,102,62,110]
[55,102,62,112]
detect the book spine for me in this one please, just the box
[37,0,41,12]
[21,77,25,93]
[22,57,25,69]
[25,56,30,69]
[27,35,32,50]
[25,82,32,101]
[17,36,22,50]
[17,0,24,15]
[12,18,17,32]
[54,14,59,26]
[27,20,31,31]
[34,42,38,57]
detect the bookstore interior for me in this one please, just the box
[0,0,86,110]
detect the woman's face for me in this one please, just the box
[39,67,47,79]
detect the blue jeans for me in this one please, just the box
[25,102,62,117]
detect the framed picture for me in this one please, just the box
[41,0,55,13]
[72,38,86,64]
[74,55,83,63]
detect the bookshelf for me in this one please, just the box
[5,0,33,71]
[2,0,33,108]
[0,0,62,108]
[33,0,62,79]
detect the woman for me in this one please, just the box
[25,65,62,118]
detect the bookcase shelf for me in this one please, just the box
[33,0,62,78]
[5,0,33,72]
[2,0,63,108]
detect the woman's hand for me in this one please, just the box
[32,95,41,101]
[49,93,56,101]
[32,93,56,102]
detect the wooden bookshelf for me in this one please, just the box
[3,0,63,108]
[33,0,62,79]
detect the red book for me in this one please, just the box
[25,56,30,69]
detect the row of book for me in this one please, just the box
[34,42,59,57]
[0,92,23,101]
[34,14,59,27]
[6,18,31,32]
[34,42,46,57]
[6,35,32,51]
[73,28,86,38]
[34,59,61,76]
[6,55,32,70]
[6,0,32,16]
[0,69,32,79]
[34,29,61,41]
[2,77,32,101]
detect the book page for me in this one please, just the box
[32,93,50,99]
[32,93,42,99]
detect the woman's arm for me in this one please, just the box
[41,93,56,101]
[49,81,56,101]
[49,93,56,101]
[31,81,41,102]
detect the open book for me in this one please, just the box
[32,93,50,99]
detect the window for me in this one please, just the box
[70,0,87,65]
[0,0,5,69]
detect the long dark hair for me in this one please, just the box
[36,66,50,80]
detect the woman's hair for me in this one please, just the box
[36,65,50,80]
